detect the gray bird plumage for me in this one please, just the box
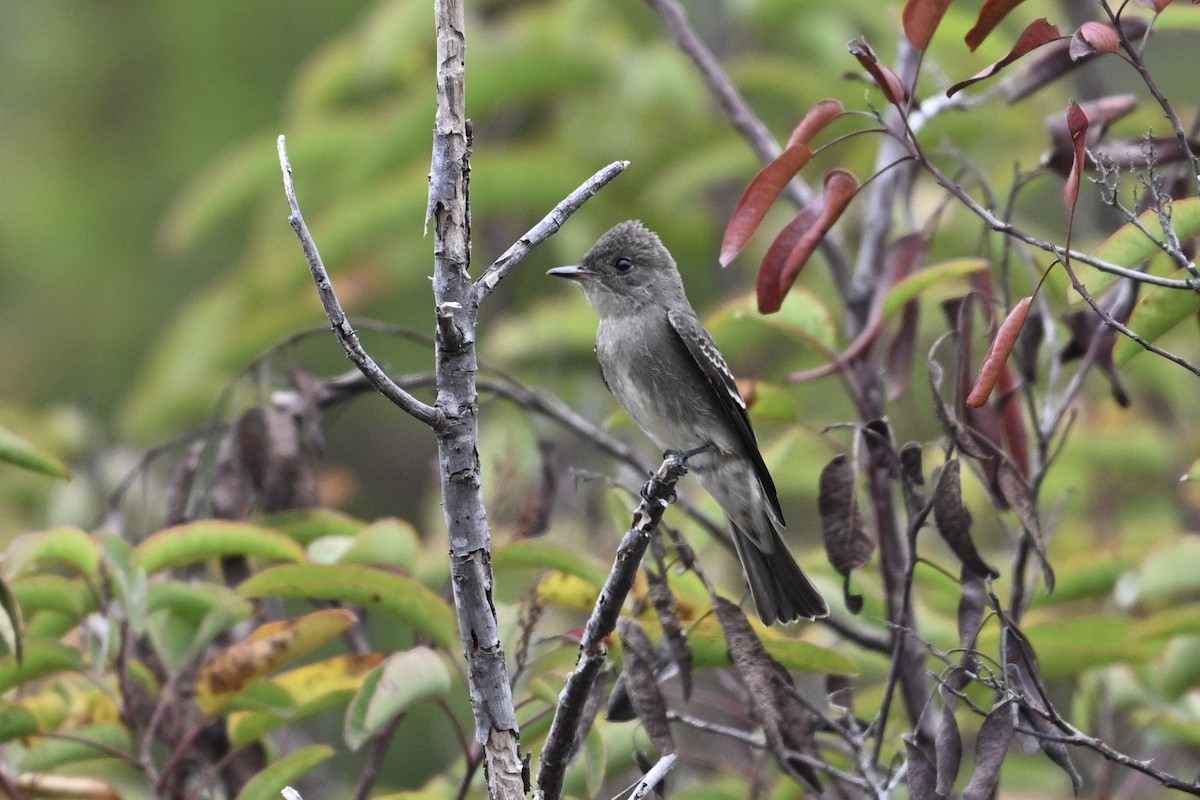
[549,220,828,624]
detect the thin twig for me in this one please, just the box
[475,161,630,302]
[277,135,442,429]
[535,454,690,800]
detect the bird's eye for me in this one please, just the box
[614,257,633,272]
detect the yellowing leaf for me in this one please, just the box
[195,609,358,716]
[227,653,386,747]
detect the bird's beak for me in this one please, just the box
[547,265,596,281]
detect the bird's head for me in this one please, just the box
[548,220,686,316]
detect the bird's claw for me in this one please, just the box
[663,442,714,465]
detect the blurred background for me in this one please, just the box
[4,0,1200,796]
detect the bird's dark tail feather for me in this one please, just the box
[731,523,828,625]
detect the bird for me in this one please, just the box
[548,220,828,624]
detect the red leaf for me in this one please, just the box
[848,39,908,106]
[759,170,858,313]
[965,0,1031,50]
[786,99,844,148]
[758,203,822,312]
[1069,21,1121,60]
[720,144,814,266]
[903,0,954,51]
[948,18,1062,97]
[967,297,1033,408]
[1064,101,1089,212]
[994,363,1030,476]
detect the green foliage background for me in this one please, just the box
[3,0,1200,797]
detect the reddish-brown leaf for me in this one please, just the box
[1003,18,1147,103]
[1063,101,1089,212]
[1069,21,1121,60]
[948,18,1062,97]
[967,297,1033,408]
[759,169,859,313]
[993,363,1030,476]
[786,99,845,148]
[965,0,1031,50]
[903,0,954,51]
[848,39,908,105]
[720,144,815,266]
[758,203,822,314]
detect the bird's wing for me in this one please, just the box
[667,308,785,524]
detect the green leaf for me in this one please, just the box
[4,527,100,581]
[338,518,421,571]
[132,520,308,574]
[1127,537,1200,604]
[238,564,457,650]
[0,705,39,743]
[676,617,857,674]
[11,576,94,619]
[257,509,368,545]
[709,288,838,355]
[17,723,131,771]
[881,258,990,317]
[0,641,83,695]
[344,648,451,751]
[0,577,23,662]
[1022,616,1161,677]
[233,744,335,800]
[493,541,608,587]
[0,424,69,479]
[1070,197,1200,303]
[1112,269,1200,366]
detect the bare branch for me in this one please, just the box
[535,454,690,800]
[475,160,630,302]
[277,136,441,429]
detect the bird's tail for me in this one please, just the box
[731,521,828,625]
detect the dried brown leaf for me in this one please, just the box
[904,736,938,800]
[721,144,814,266]
[1063,103,1089,213]
[962,703,1016,800]
[1069,21,1121,60]
[903,0,954,51]
[849,38,908,105]
[1004,18,1148,102]
[932,459,1000,579]
[965,0,1031,50]
[936,698,963,797]
[759,169,859,313]
[818,455,874,576]
[786,99,845,148]
[967,297,1033,408]
[616,619,675,755]
[948,18,1063,96]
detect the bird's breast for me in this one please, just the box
[596,314,729,454]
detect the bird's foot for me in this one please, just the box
[664,442,714,464]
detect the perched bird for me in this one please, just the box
[549,220,828,624]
